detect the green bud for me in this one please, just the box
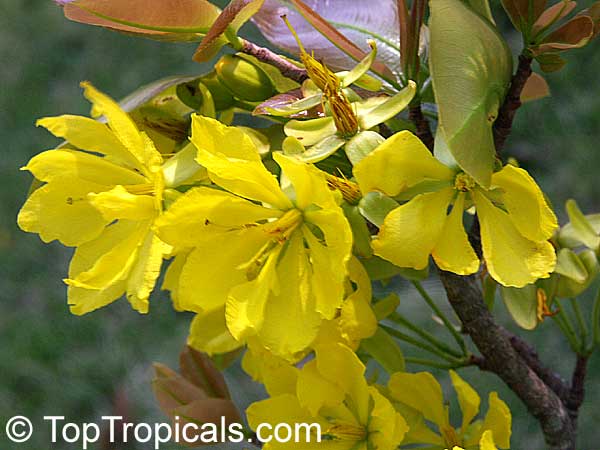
[176,72,235,112]
[215,54,276,102]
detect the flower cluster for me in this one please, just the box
[19,48,557,448]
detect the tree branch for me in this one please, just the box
[439,271,576,449]
[409,104,435,151]
[240,39,308,84]
[492,54,533,153]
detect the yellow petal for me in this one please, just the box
[88,185,156,222]
[492,165,558,242]
[479,430,499,450]
[68,281,126,316]
[480,393,511,449]
[373,187,454,270]
[36,115,141,170]
[162,252,188,311]
[226,244,281,343]
[297,360,346,416]
[388,372,447,427]
[273,152,337,210]
[246,395,317,435]
[188,307,243,356]
[353,130,455,196]
[65,220,149,291]
[474,190,556,287]
[242,343,299,396]
[18,178,109,246]
[368,387,409,449]
[449,370,481,433]
[22,149,147,185]
[253,233,321,358]
[191,115,292,209]
[302,223,349,320]
[338,258,377,347]
[433,192,480,275]
[155,186,280,248]
[176,227,272,313]
[81,82,151,171]
[315,344,369,424]
[125,231,169,313]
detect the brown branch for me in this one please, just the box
[439,271,576,450]
[492,54,533,153]
[409,104,435,151]
[509,334,570,402]
[567,355,589,425]
[240,39,308,84]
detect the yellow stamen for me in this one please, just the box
[125,183,155,195]
[326,423,367,441]
[454,173,476,192]
[329,92,359,137]
[327,174,361,204]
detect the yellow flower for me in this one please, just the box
[155,115,353,359]
[354,131,558,287]
[18,82,173,314]
[388,370,511,449]
[246,343,408,450]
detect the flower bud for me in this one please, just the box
[215,54,276,102]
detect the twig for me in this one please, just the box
[567,355,589,426]
[492,54,533,153]
[509,334,570,402]
[408,104,435,151]
[240,39,308,84]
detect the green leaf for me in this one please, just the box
[362,255,429,281]
[361,326,406,373]
[429,0,512,187]
[501,284,539,330]
[64,0,221,41]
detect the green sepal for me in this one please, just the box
[501,284,539,330]
[342,203,373,258]
[360,326,406,374]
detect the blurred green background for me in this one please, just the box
[1,0,599,449]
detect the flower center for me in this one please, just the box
[441,426,462,448]
[266,209,303,242]
[454,173,476,192]
[326,423,367,441]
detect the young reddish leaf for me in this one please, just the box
[288,0,395,81]
[535,53,567,72]
[179,346,231,400]
[194,0,265,62]
[537,16,594,53]
[521,72,550,103]
[252,0,401,79]
[531,1,576,36]
[502,0,547,31]
[63,0,221,42]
